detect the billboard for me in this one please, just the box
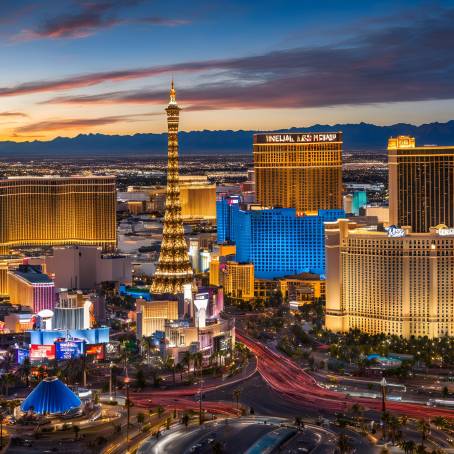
[85,344,105,361]
[30,344,56,362]
[254,132,342,144]
[15,348,29,365]
[55,339,85,360]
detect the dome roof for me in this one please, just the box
[21,377,81,415]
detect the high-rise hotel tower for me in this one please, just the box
[253,132,342,213]
[151,82,193,294]
[389,136,454,232]
[0,176,116,254]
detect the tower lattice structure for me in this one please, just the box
[151,82,193,294]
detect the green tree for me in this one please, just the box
[416,419,430,447]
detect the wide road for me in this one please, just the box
[237,332,454,420]
[130,332,454,421]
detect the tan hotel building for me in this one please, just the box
[253,132,342,214]
[0,176,116,254]
[325,220,454,338]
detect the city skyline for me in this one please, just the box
[1,0,454,142]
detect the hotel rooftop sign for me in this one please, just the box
[254,132,342,144]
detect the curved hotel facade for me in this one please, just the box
[0,176,116,254]
[325,220,454,338]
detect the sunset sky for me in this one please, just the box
[1,0,454,141]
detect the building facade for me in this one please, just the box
[389,136,454,233]
[136,299,179,337]
[217,201,344,278]
[127,176,216,220]
[45,246,131,289]
[253,132,342,213]
[0,176,116,254]
[8,265,55,313]
[325,220,454,338]
[223,261,255,300]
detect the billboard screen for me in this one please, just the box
[85,344,105,360]
[30,344,56,362]
[15,348,29,365]
[55,339,85,360]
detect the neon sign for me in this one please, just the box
[254,132,341,144]
[386,226,406,238]
[438,228,454,236]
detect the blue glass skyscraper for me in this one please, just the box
[216,200,344,278]
[216,195,241,243]
[352,191,368,215]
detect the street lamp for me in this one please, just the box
[380,377,387,413]
[109,361,114,400]
[124,374,131,452]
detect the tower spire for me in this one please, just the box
[169,79,177,105]
[151,82,193,295]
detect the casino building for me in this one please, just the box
[0,176,116,254]
[325,220,454,338]
[217,197,344,279]
[253,132,342,214]
[389,136,454,233]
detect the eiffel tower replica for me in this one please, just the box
[151,81,193,294]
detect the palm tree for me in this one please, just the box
[388,415,401,445]
[431,416,447,430]
[16,358,32,387]
[399,415,408,428]
[193,352,203,378]
[381,411,391,440]
[349,403,364,422]
[398,439,416,454]
[72,425,80,441]
[336,433,353,454]
[165,357,176,384]
[137,412,145,426]
[182,351,192,378]
[0,351,14,374]
[1,373,15,397]
[233,388,241,409]
[175,363,184,382]
[294,417,304,431]
[416,419,430,447]
[415,445,428,454]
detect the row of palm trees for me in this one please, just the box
[328,329,454,368]
[346,403,447,454]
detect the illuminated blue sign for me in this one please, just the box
[16,348,29,365]
[386,225,406,238]
[55,340,85,360]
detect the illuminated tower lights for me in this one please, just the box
[151,82,193,294]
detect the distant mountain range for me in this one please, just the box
[2,121,454,157]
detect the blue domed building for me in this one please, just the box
[21,377,81,415]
